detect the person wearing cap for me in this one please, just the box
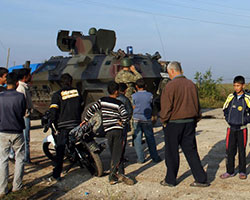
[153,62,171,115]
[89,27,97,35]
[156,62,171,96]
[115,58,142,102]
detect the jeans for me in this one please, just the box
[0,132,25,194]
[23,117,30,162]
[133,120,159,163]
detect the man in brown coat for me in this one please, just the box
[160,61,209,187]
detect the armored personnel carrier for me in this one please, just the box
[31,28,162,115]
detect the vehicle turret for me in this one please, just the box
[57,28,116,55]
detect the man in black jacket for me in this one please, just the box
[0,72,26,197]
[48,73,83,181]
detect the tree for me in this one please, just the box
[194,68,223,100]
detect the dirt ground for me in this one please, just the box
[3,108,250,200]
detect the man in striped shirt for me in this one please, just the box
[83,81,134,185]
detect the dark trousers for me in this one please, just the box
[226,128,248,174]
[106,129,124,180]
[53,129,69,179]
[121,124,128,161]
[163,122,207,185]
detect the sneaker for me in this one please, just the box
[220,172,235,179]
[239,173,247,180]
[12,185,27,192]
[45,176,62,183]
[9,154,15,160]
[117,174,135,185]
[190,181,210,187]
[25,160,38,165]
[24,160,32,165]
[153,157,162,163]
[160,180,175,187]
[9,157,15,163]
[109,179,118,185]
[109,174,119,185]
[109,179,119,185]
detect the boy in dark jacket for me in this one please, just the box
[220,76,250,180]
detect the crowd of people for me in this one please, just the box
[0,59,250,197]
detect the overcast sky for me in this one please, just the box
[1,0,250,82]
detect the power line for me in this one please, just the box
[152,0,250,19]
[0,40,6,51]
[70,0,250,29]
[172,0,250,13]
[153,16,166,60]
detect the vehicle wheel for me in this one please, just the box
[78,146,103,177]
[43,142,56,162]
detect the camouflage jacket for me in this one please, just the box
[156,77,171,95]
[115,69,142,85]
[115,69,142,100]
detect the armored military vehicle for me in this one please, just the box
[31,28,163,116]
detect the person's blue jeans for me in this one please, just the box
[23,117,30,162]
[133,120,159,163]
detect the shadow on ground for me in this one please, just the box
[177,139,226,184]
[124,121,165,180]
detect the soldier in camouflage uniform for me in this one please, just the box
[115,58,142,102]
[152,63,171,117]
[156,65,171,96]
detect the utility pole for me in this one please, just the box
[6,48,10,68]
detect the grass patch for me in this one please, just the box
[199,83,250,108]
[199,97,224,108]
[2,184,48,200]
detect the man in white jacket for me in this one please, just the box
[16,68,33,164]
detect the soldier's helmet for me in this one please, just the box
[121,58,132,67]
[160,62,169,73]
[89,27,97,35]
